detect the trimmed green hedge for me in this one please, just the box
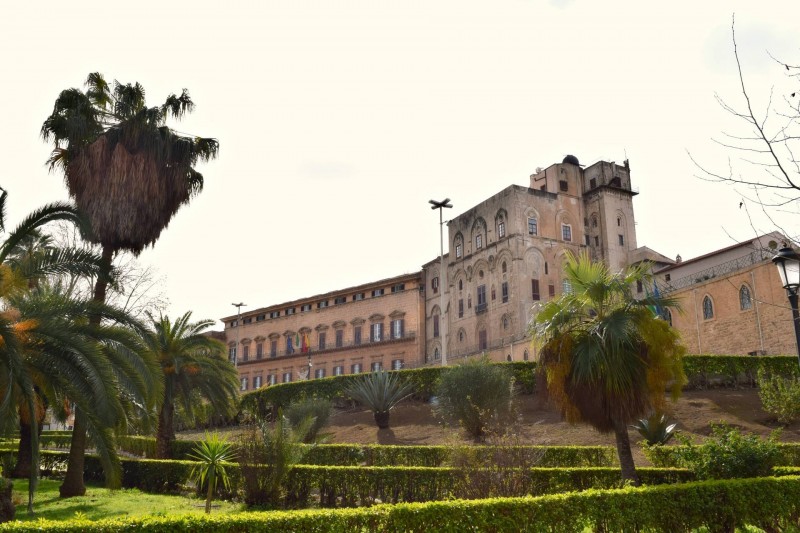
[241,355,800,417]
[3,475,800,532]
[645,442,800,468]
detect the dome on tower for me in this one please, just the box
[562,154,580,166]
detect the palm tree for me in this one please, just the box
[531,252,686,485]
[142,312,238,459]
[42,73,218,496]
[0,190,159,511]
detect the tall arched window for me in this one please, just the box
[739,285,752,310]
[664,308,673,327]
[702,296,714,320]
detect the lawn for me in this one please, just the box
[7,478,244,523]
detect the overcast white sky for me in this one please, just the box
[2,1,799,326]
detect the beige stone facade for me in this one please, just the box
[222,273,424,392]
[654,233,798,356]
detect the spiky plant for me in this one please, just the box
[344,371,414,429]
[188,433,236,514]
[631,413,677,445]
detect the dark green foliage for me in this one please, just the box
[284,398,332,443]
[685,354,800,388]
[671,426,781,480]
[435,357,515,440]
[631,413,677,445]
[5,476,800,532]
[344,371,414,428]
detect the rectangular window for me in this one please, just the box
[286,337,294,355]
[314,368,326,379]
[372,288,385,297]
[335,329,344,348]
[594,236,599,246]
[636,280,643,293]
[254,375,262,389]
[391,283,405,293]
[456,244,463,258]
[256,314,265,322]
[333,365,344,376]
[392,359,403,370]
[549,284,556,297]
[242,345,249,361]
[268,374,276,386]
[230,320,238,328]
[282,372,292,383]
[371,361,382,372]
[433,314,439,337]
[559,180,568,192]
[240,377,248,391]
[528,218,538,235]
[498,221,505,238]
[585,235,591,246]
[318,332,326,350]
[243,317,252,324]
[228,346,236,363]
[476,234,483,249]
[371,323,383,342]
[351,363,362,374]
[432,276,439,294]
[317,300,329,309]
[353,293,365,301]
[502,282,509,303]
[256,342,263,359]
[269,311,280,319]
[531,279,540,301]
[300,304,311,312]
[618,234,624,246]
[270,340,277,358]
[665,274,671,282]
[477,285,487,312]
[478,330,487,350]
[545,262,548,275]
[562,224,572,242]
[334,296,347,305]
[354,326,362,345]
[458,299,464,318]
[590,178,597,189]
[391,319,404,339]
[285,307,295,315]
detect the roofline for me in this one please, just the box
[654,232,785,274]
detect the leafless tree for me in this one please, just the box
[692,15,799,243]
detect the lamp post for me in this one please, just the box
[772,247,800,365]
[307,352,313,380]
[429,198,453,366]
[231,302,246,367]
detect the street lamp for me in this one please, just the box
[429,198,453,366]
[307,352,313,380]
[772,247,800,363]
[231,302,246,367]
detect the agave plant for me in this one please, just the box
[344,371,414,429]
[631,413,677,446]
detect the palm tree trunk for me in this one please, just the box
[11,417,33,479]
[60,245,114,498]
[156,402,175,459]
[613,418,640,486]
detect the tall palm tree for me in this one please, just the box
[42,72,218,496]
[142,312,238,459]
[531,252,686,485]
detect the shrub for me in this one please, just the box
[238,413,310,508]
[631,413,676,445]
[344,371,414,429]
[284,398,332,443]
[757,368,800,424]
[673,425,781,480]
[435,356,515,440]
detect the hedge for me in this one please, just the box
[240,355,800,417]
[3,475,800,532]
[645,442,800,468]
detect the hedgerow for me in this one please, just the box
[3,476,800,532]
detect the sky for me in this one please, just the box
[2,1,799,326]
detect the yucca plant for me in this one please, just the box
[344,371,414,429]
[188,433,236,514]
[631,413,677,446]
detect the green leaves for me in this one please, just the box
[188,432,236,513]
[344,371,414,417]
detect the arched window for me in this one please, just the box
[702,296,714,320]
[739,285,752,310]
[523,349,529,361]
[434,347,440,360]
[501,261,507,273]
[664,308,673,327]
[506,354,512,362]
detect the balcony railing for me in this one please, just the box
[237,330,417,364]
[659,251,771,294]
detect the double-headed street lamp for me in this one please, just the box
[772,247,800,364]
[429,198,453,366]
